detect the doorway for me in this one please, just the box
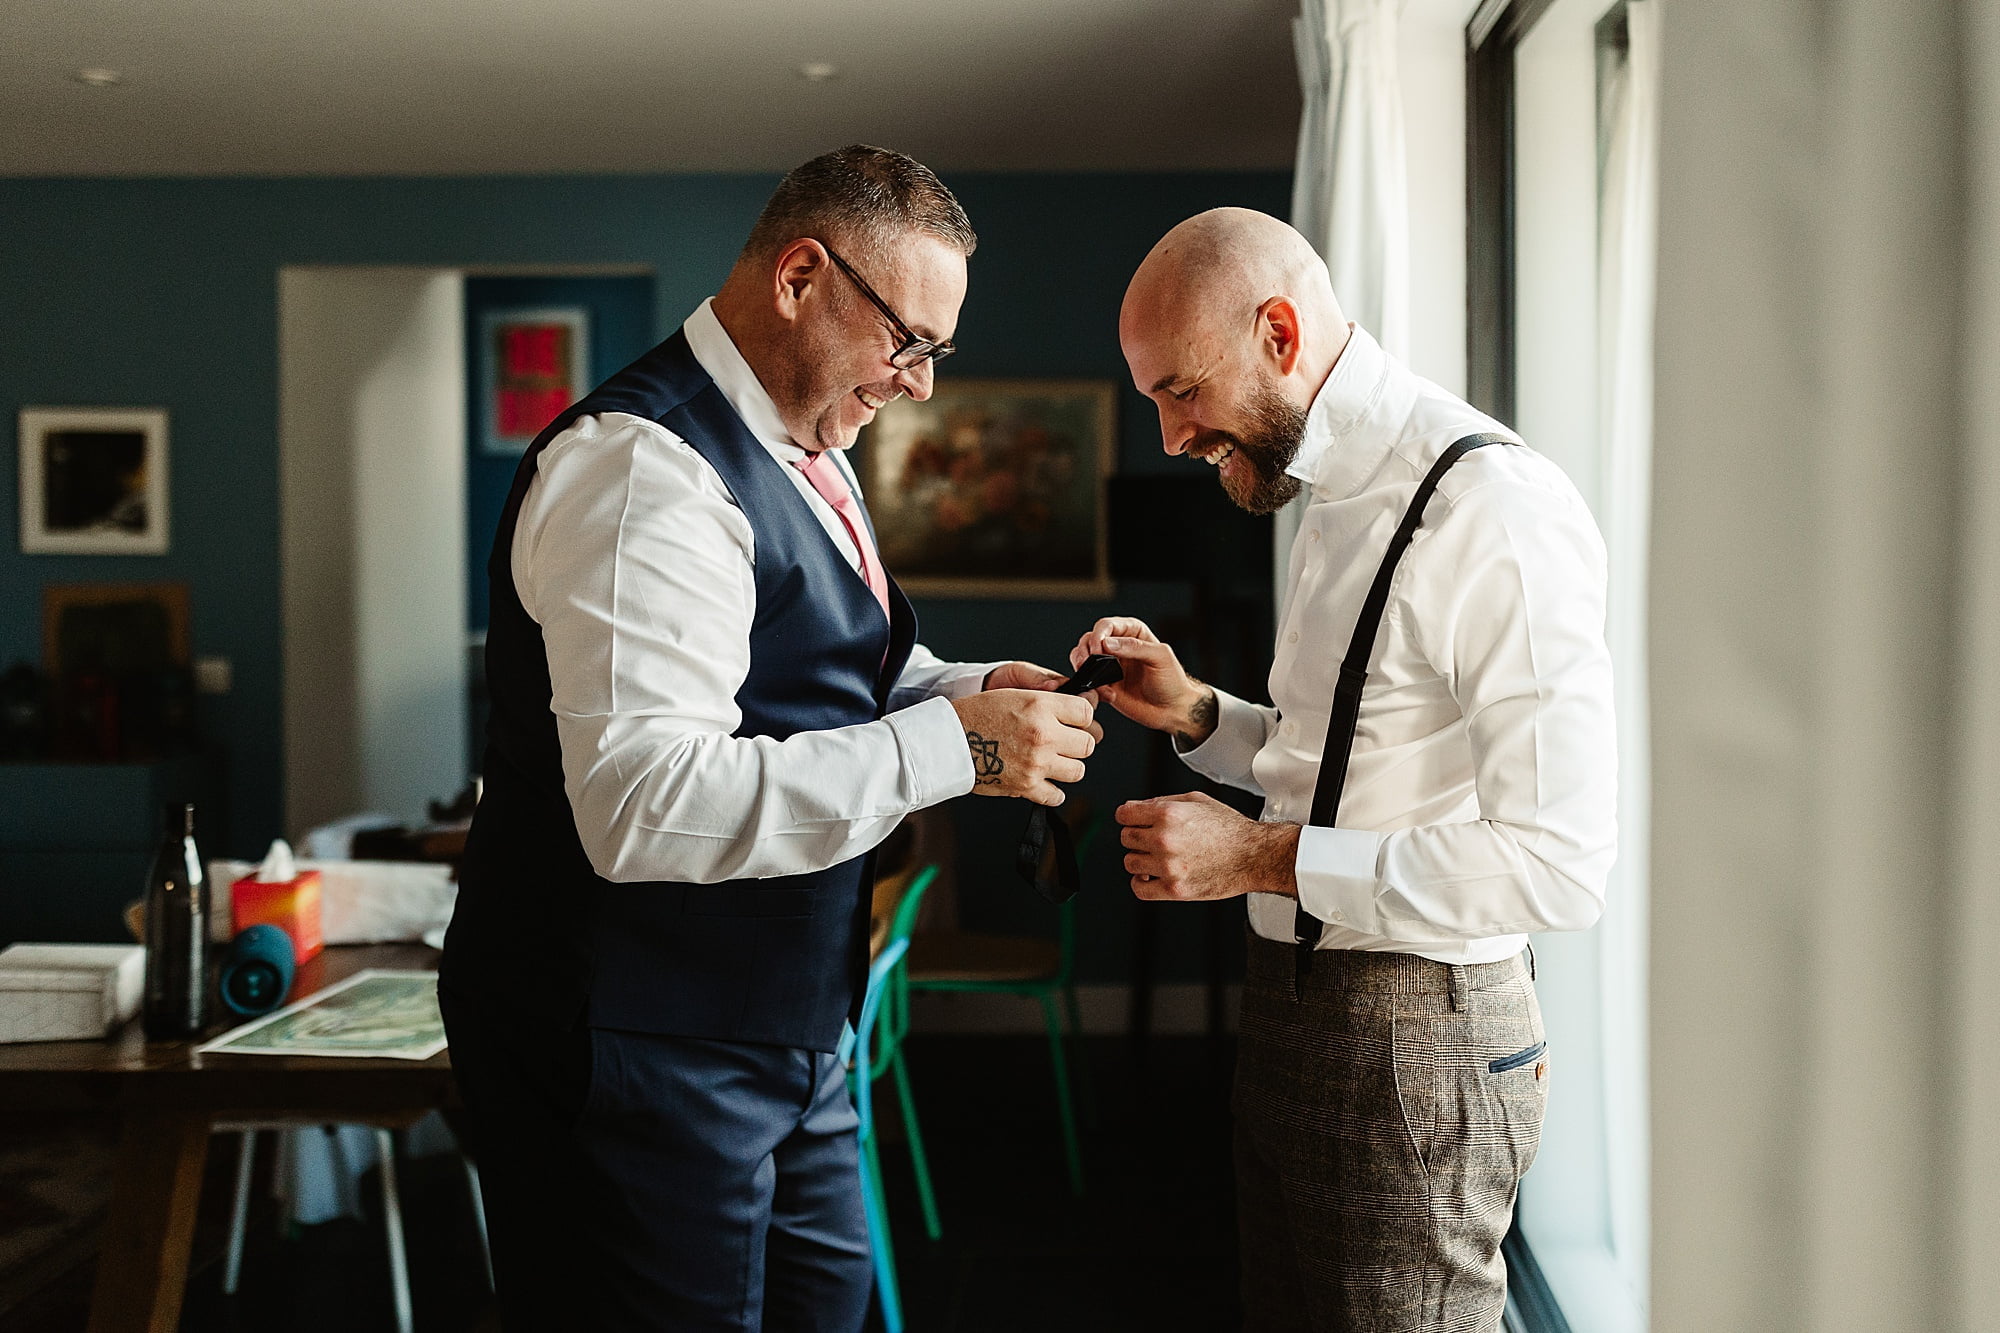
[278,266,468,840]
[277,266,657,841]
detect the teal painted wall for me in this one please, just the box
[0,170,1289,981]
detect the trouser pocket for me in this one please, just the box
[1489,1040,1547,1073]
[1407,1009,1549,1188]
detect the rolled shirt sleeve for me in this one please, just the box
[516,412,977,886]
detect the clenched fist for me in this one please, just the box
[950,689,1100,808]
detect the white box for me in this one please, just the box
[0,943,146,1043]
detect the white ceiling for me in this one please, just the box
[1,0,1304,175]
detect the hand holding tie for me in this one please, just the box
[1070,617,1217,747]
[950,689,1098,808]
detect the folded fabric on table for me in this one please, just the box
[204,859,456,946]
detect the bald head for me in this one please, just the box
[1121,208,1344,369]
[1120,209,1353,514]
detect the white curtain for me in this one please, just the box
[1593,0,1656,1310]
[1653,0,2000,1327]
[1282,0,1410,588]
[1291,0,1410,356]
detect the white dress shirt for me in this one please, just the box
[512,299,993,885]
[1180,326,1617,964]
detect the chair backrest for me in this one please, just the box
[886,864,937,950]
[874,864,937,1074]
[849,936,909,1142]
[870,807,958,931]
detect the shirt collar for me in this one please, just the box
[1284,322,1394,500]
[681,298,809,465]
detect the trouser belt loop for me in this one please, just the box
[1446,964,1466,1013]
[1526,940,1537,981]
[1292,938,1314,1001]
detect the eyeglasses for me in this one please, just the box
[818,241,957,370]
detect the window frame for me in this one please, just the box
[1465,0,1559,423]
[1467,3,1649,1330]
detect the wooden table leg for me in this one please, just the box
[87,1110,210,1333]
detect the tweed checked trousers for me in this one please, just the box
[1233,932,1548,1333]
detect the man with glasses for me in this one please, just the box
[442,145,1100,1331]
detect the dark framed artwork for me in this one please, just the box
[478,307,589,455]
[855,379,1115,598]
[18,407,170,554]
[41,581,196,759]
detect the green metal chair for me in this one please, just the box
[843,854,947,1329]
[844,935,910,1333]
[868,862,944,1241]
[903,809,1103,1196]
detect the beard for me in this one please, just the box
[1203,385,1308,515]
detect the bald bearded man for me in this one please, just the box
[1074,210,1617,1331]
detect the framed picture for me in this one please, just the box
[41,581,194,759]
[479,306,589,455]
[856,379,1116,598]
[18,407,170,554]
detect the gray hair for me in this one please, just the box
[743,145,977,266]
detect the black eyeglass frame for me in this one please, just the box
[817,241,958,370]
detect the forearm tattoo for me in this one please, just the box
[967,732,1005,786]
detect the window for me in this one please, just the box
[1469,1,1654,1329]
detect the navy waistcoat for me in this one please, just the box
[442,331,919,1053]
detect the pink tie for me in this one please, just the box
[796,451,891,618]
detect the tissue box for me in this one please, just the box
[0,944,145,1043]
[210,858,455,947]
[231,869,323,962]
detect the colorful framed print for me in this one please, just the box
[479,307,589,456]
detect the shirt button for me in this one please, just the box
[1287,631,1299,644]
[1308,529,1321,542]
[1329,910,1344,923]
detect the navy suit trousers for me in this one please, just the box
[441,988,873,1332]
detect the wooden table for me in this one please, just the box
[0,943,458,1333]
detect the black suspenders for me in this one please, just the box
[1294,432,1516,988]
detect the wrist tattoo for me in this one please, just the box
[967,732,1005,786]
[1176,683,1219,745]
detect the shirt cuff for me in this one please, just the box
[1174,689,1268,788]
[1294,825,1389,934]
[885,695,976,805]
[937,662,1002,700]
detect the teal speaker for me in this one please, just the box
[219,923,296,1016]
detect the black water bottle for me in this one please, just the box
[142,802,209,1039]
